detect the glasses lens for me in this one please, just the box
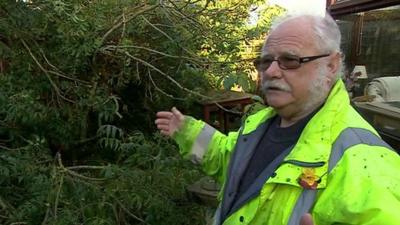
[255,56,273,71]
[278,55,301,69]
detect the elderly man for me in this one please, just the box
[155,13,400,225]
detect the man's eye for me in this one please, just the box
[261,57,274,64]
[280,56,298,62]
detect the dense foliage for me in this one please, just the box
[0,0,283,224]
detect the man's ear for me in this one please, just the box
[326,52,341,80]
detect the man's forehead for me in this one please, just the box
[261,22,316,56]
[261,48,299,57]
[261,39,304,57]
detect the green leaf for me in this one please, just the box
[223,75,236,90]
[237,74,250,91]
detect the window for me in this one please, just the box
[336,5,400,78]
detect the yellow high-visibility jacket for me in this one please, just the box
[173,80,400,225]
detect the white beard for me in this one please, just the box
[303,67,331,113]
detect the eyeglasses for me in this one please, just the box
[253,53,330,71]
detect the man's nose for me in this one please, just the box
[263,61,282,79]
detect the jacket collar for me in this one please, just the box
[273,80,350,188]
[241,80,350,188]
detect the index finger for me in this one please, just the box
[156,111,173,119]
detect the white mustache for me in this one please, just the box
[261,80,292,92]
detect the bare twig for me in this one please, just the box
[122,51,192,93]
[102,44,254,65]
[65,168,106,181]
[56,153,106,182]
[140,15,198,58]
[102,45,203,64]
[163,0,203,28]
[120,10,127,41]
[100,5,158,45]
[122,50,243,115]
[141,16,174,41]
[21,40,75,104]
[111,95,123,119]
[103,202,121,225]
[53,174,64,219]
[0,145,24,151]
[41,163,57,225]
[41,207,50,225]
[46,70,89,84]
[67,165,106,170]
[147,69,185,100]
[103,46,243,115]
[37,45,90,84]
[115,199,146,224]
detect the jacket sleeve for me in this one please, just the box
[313,145,400,225]
[173,116,239,185]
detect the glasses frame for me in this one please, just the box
[254,53,330,71]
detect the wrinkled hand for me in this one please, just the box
[155,107,185,137]
[300,213,314,225]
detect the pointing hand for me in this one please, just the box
[155,107,185,137]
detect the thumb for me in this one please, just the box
[300,213,314,225]
[171,107,184,120]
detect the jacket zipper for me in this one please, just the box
[282,160,325,168]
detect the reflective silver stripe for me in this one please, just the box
[190,123,217,164]
[219,122,270,222]
[212,204,222,225]
[328,127,393,172]
[287,127,392,225]
[287,190,317,225]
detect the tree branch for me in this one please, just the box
[100,4,159,46]
[53,174,64,220]
[67,165,105,170]
[37,46,90,84]
[163,0,203,28]
[102,44,203,64]
[56,153,106,182]
[121,50,243,115]
[147,69,185,100]
[141,15,198,58]
[115,198,146,224]
[21,39,75,104]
